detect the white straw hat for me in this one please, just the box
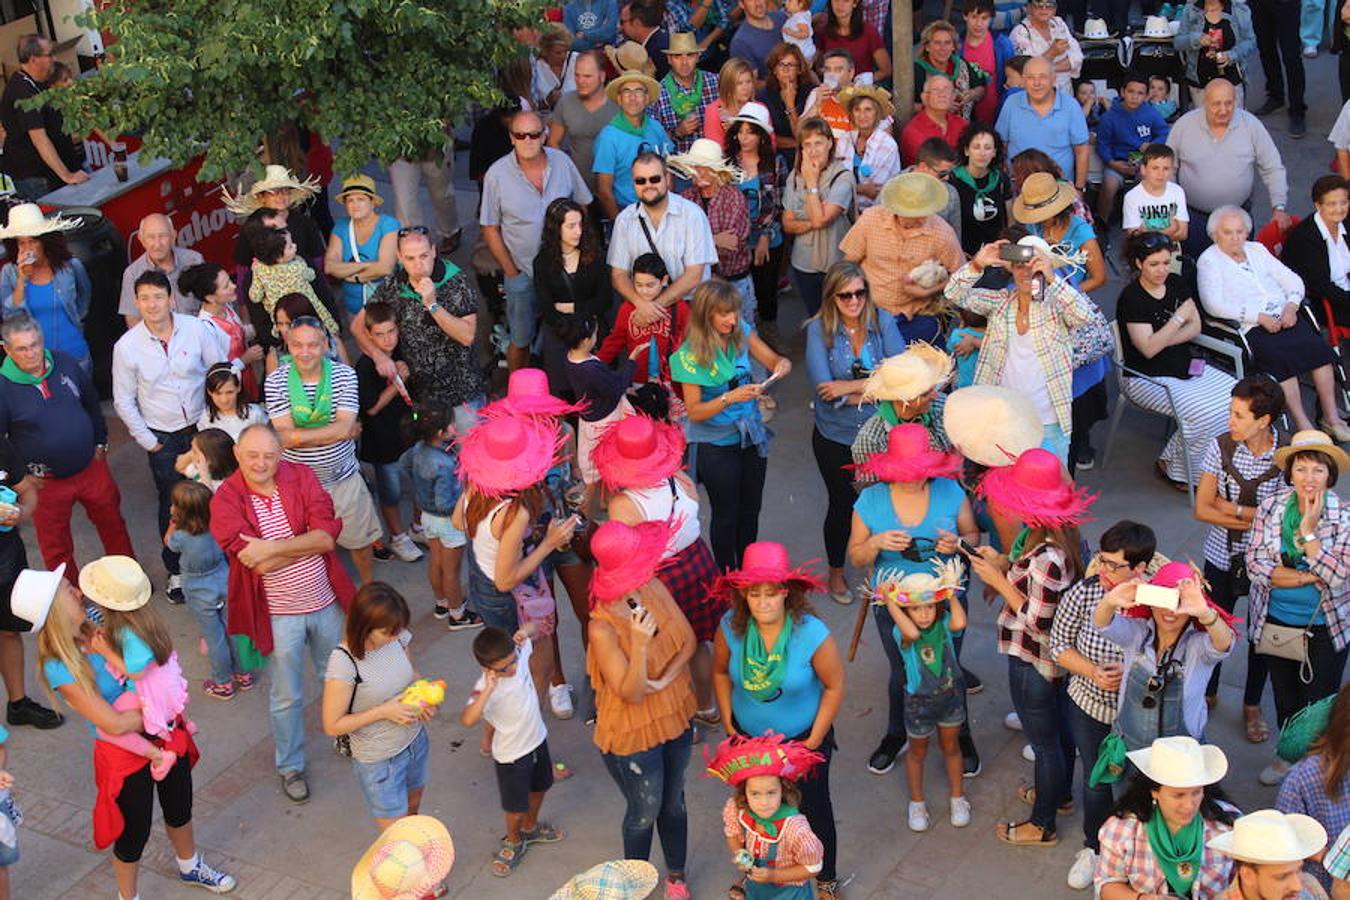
[10,563,66,631]
[0,203,78,240]
[1126,736,1228,788]
[1207,810,1328,865]
[78,556,151,612]
[943,385,1044,467]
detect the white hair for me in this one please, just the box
[1206,205,1252,240]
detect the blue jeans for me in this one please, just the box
[502,272,539,350]
[148,428,194,574]
[182,568,237,684]
[791,267,826,318]
[370,461,403,507]
[1066,701,1114,851]
[467,548,517,632]
[352,727,430,819]
[1007,657,1074,833]
[600,727,692,872]
[269,603,344,775]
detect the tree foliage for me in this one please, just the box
[45,0,542,181]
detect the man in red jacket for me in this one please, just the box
[210,424,354,804]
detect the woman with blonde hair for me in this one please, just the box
[704,57,758,145]
[915,20,989,119]
[782,116,855,317]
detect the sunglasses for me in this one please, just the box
[899,537,939,563]
[835,288,867,301]
[397,225,430,238]
[511,129,545,141]
[633,174,664,186]
[288,315,327,334]
[1141,659,1182,709]
[1137,231,1176,253]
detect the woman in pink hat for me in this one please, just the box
[595,414,726,725]
[586,519,698,900]
[709,541,846,899]
[847,423,982,781]
[966,447,1093,847]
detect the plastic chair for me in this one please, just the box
[1102,320,1196,504]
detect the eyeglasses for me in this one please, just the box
[835,288,867,301]
[1093,554,1132,573]
[397,225,430,238]
[633,174,664,186]
[619,85,649,96]
[776,61,799,70]
[511,129,545,141]
[488,648,519,674]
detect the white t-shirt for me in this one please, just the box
[782,11,815,61]
[1001,326,1055,425]
[1122,181,1190,232]
[470,637,547,764]
[1329,98,1350,150]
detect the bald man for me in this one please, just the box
[995,55,1090,190]
[118,213,204,327]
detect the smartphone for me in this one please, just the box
[627,597,659,635]
[1135,584,1180,611]
[998,243,1036,264]
[759,369,785,391]
[957,538,980,557]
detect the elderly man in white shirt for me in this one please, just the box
[112,269,225,601]
[1197,205,1348,440]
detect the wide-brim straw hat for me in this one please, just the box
[592,415,686,491]
[1012,172,1079,224]
[879,172,949,218]
[481,367,587,419]
[335,174,384,206]
[11,563,66,632]
[0,203,78,240]
[838,83,895,120]
[605,70,662,106]
[710,541,827,598]
[222,164,321,215]
[1137,14,1175,39]
[728,101,773,133]
[664,32,701,55]
[1208,810,1328,865]
[943,386,1045,468]
[549,859,660,900]
[854,422,964,484]
[605,41,657,77]
[873,558,964,607]
[457,415,565,498]
[79,556,151,612]
[1078,17,1119,39]
[666,138,743,183]
[977,448,1098,528]
[589,519,679,605]
[861,343,953,403]
[1126,735,1228,788]
[1274,429,1350,473]
[351,815,455,900]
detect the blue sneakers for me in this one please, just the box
[179,857,237,893]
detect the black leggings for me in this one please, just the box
[793,728,838,884]
[751,243,786,324]
[1202,561,1269,706]
[695,442,768,570]
[114,752,194,863]
[811,429,857,570]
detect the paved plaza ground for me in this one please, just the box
[4,52,1348,900]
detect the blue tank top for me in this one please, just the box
[854,478,965,586]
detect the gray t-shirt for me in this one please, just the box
[325,630,421,763]
[784,163,855,273]
[554,91,618,193]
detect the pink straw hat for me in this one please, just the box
[976,447,1097,528]
[481,367,587,419]
[589,519,680,605]
[1123,560,1236,630]
[592,415,687,491]
[457,415,564,498]
[711,541,827,597]
[853,423,964,484]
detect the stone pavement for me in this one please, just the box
[5,54,1347,900]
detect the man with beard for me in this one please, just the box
[1210,810,1330,900]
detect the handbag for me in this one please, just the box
[1255,608,1320,684]
[346,220,373,306]
[1069,306,1114,367]
[333,646,361,758]
[1216,434,1283,598]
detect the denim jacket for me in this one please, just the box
[805,311,906,445]
[1174,0,1256,85]
[0,257,92,326]
[403,441,462,517]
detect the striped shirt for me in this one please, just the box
[324,631,421,763]
[249,489,335,615]
[264,361,359,487]
[1048,577,1123,725]
[1200,432,1284,569]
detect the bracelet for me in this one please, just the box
[1199,611,1219,627]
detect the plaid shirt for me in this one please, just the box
[1200,433,1284,569]
[944,261,1098,435]
[840,207,965,316]
[862,0,888,36]
[1245,489,1350,651]
[1326,823,1350,881]
[1096,813,1236,899]
[1048,577,1123,725]
[663,0,735,36]
[1277,754,1350,892]
[682,182,751,278]
[654,69,720,154]
[1216,874,1327,899]
[997,541,1070,680]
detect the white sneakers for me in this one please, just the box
[907,801,930,832]
[1023,744,1037,762]
[1067,848,1097,890]
[389,532,424,562]
[950,796,971,828]
[1005,711,1023,731]
[549,683,575,719]
[907,798,970,831]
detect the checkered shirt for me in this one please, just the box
[681,181,750,278]
[1199,433,1284,570]
[663,0,735,36]
[839,207,965,316]
[862,0,888,37]
[654,70,720,154]
[1048,577,1123,725]
[997,542,1070,681]
[1096,813,1236,899]
[1326,823,1350,882]
[1277,753,1350,892]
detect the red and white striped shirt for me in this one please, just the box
[248,489,335,615]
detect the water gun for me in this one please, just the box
[399,678,447,709]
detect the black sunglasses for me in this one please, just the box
[899,537,939,563]
[835,288,867,301]
[1141,659,1182,709]
[288,315,327,334]
[511,129,545,141]
[633,174,664,186]
[397,225,431,238]
[1138,231,1176,253]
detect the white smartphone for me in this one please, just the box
[1135,584,1180,612]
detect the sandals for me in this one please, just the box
[997,820,1058,847]
[1154,460,1189,493]
[522,822,564,845]
[491,837,527,876]
[693,707,723,727]
[1244,706,1271,743]
[1017,782,1074,814]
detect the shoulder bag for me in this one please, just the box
[1217,434,1282,597]
[333,646,361,757]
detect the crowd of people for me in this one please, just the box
[0,0,1345,896]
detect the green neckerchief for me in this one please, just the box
[913,617,946,678]
[0,350,52,385]
[952,165,1001,200]
[662,70,704,120]
[286,357,333,429]
[917,55,957,79]
[670,341,738,387]
[397,259,459,302]
[1008,527,1033,563]
[1281,491,1323,562]
[1088,732,1128,787]
[741,616,793,701]
[747,802,800,839]
[877,401,933,428]
[1146,807,1206,898]
[608,111,652,139]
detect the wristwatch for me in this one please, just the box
[427,301,442,316]
[1300,531,1317,544]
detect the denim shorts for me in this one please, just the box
[370,461,403,507]
[905,686,966,739]
[502,272,539,349]
[468,557,518,633]
[352,727,430,819]
[421,512,466,549]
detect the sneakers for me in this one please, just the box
[232,672,256,691]
[280,771,309,803]
[960,732,982,778]
[179,856,237,893]
[166,573,185,605]
[950,796,971,828]
[1004,711,1023,731]
[1067,848,1097,890]
[1023,744,1036,762]
[1254,97,1285,117]
[446,608,484,631]
[1259,759,1292,785]
[1074,446,1096,471]
[202,680,236,700]
[962,667,983,694]
[1290,111,1307,138]
[6,696,62,729]
[433,604,451,620]
[1303,44,1319,58]
[549,683,575,719]
[867,734,907,774]
[908,800,931,832]
[409,522,429,545]
[389,532,425,562]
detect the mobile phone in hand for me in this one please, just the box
[957,538,980,557]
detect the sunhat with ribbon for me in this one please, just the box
[871,557,964,608]
[605,41,657,77]
[705,733,825,785]
[977,447,1098,527]
[1126,735,1228,788]
[1137,14,1175,39]
[0,203,78,240]
[853,423,964,484]
[1207,810,1328,864]
[664,31,702,55]
[550,859,660,900]
[1012,172,1079,224]
[838,83,895,120]
[710,541,827,597]
[457,415,566,498]
[943,385,1045,468]
[335,174,385,207]
[1273,428,1350,473]
[589,519,679,605]
[1078,17,1116,39]
[592,414,686,491]
[1122,560,1237,631]
[879,171,949,218]
[728,101,773,134]
[222,164,321,216]
[861,343,953,403]
[606,69,663,106]
[11,563,66,632]
[667,138,743,183]
[481,367,587,419]
[79,556,151,612]
[351,815,455,900]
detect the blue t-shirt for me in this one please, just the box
[722,612,830,738]
[1028,215,1095,289]
[854,478,965,586]
[592,118,674,209]
[1269,559,1327,626]
[43,651,130,736]
[25,279,89,363]
[335,213,401,314]
[946,327,983,389]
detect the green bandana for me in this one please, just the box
[1146,807,1206,898]
[670,341,738,387]
[748,802,800,839]
[662,70,704,121]
[1008,527,1033,563]
[741,617,793,701]
[286,357,333,429]
[877,401,933,428]
[952,165,1001,200]
[0,350,52,385]
[1281,491,1322,562]
[1088,731,1128,787]
[398,259,459,302]
[913,618,946,678]
[608,111,653,139]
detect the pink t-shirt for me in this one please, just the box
[963,35,999,124]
